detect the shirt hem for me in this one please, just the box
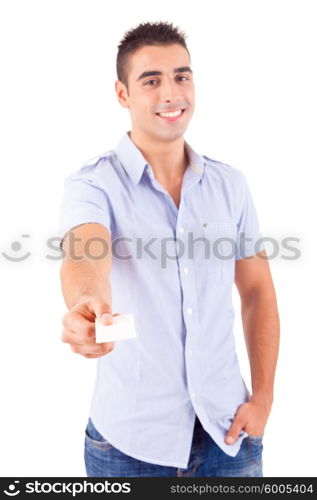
[89,417,189,469]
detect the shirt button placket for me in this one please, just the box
[177,222,198,405]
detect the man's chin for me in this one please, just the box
[131,124,188,143]
[151,125,188,142]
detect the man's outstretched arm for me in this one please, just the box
[60,222,117,359]
[225,249,280,443]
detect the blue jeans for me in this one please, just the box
[84,415,263,477]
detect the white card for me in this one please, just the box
[95,313,137,343]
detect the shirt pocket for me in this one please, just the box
[202,221,237,284]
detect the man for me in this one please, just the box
[58,21,280,477]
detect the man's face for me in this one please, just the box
[116,43,195,143]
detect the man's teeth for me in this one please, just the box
[158,110,183,118]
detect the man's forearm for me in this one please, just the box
[241,287,280,408]
[60,258,112,310]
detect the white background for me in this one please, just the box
[0,0,316,477]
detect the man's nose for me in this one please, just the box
[159,79,182,102]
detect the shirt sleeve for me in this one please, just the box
[235,173,266,260]
[57,167,113,251]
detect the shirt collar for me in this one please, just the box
[115,131,206,186]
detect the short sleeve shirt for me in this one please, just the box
[58,131,265,468]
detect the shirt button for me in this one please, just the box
[188,349,193,356]
[186,307,193,315]
[179,227,184,233]
[192,392,196,400]
[183,266,189,275]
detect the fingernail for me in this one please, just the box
[226,436,235,444]
[101,313,112,323]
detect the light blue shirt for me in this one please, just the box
[58,131,265,468]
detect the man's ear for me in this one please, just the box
[115,80,129,108]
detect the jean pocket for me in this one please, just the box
[85,418,114,450]
[246,434,263,466]
[247,434,264,443]
[202,221,237,284]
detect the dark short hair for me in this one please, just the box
[116,21,190,91]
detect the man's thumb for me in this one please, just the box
[94,301,113,325]
[225,417,244,445]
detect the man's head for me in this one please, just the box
[115,22,195,143]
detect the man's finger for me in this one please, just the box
[61,328,95,345]
[225,418,245,445]
[62,311,95,336]
[84,352,113,359]
[70,342,114,356]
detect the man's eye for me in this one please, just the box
[144,76,189,86]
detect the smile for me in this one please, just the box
[156,109,186,122]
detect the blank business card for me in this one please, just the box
[95,313,137,343]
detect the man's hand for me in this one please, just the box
[225,397,272,444]
[61,297,121,359]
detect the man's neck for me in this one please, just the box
[129,130,188,185]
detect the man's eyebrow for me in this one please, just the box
[136,66,193,81]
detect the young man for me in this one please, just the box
[58,21,280,477]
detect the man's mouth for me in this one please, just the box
[155,109,186,122]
